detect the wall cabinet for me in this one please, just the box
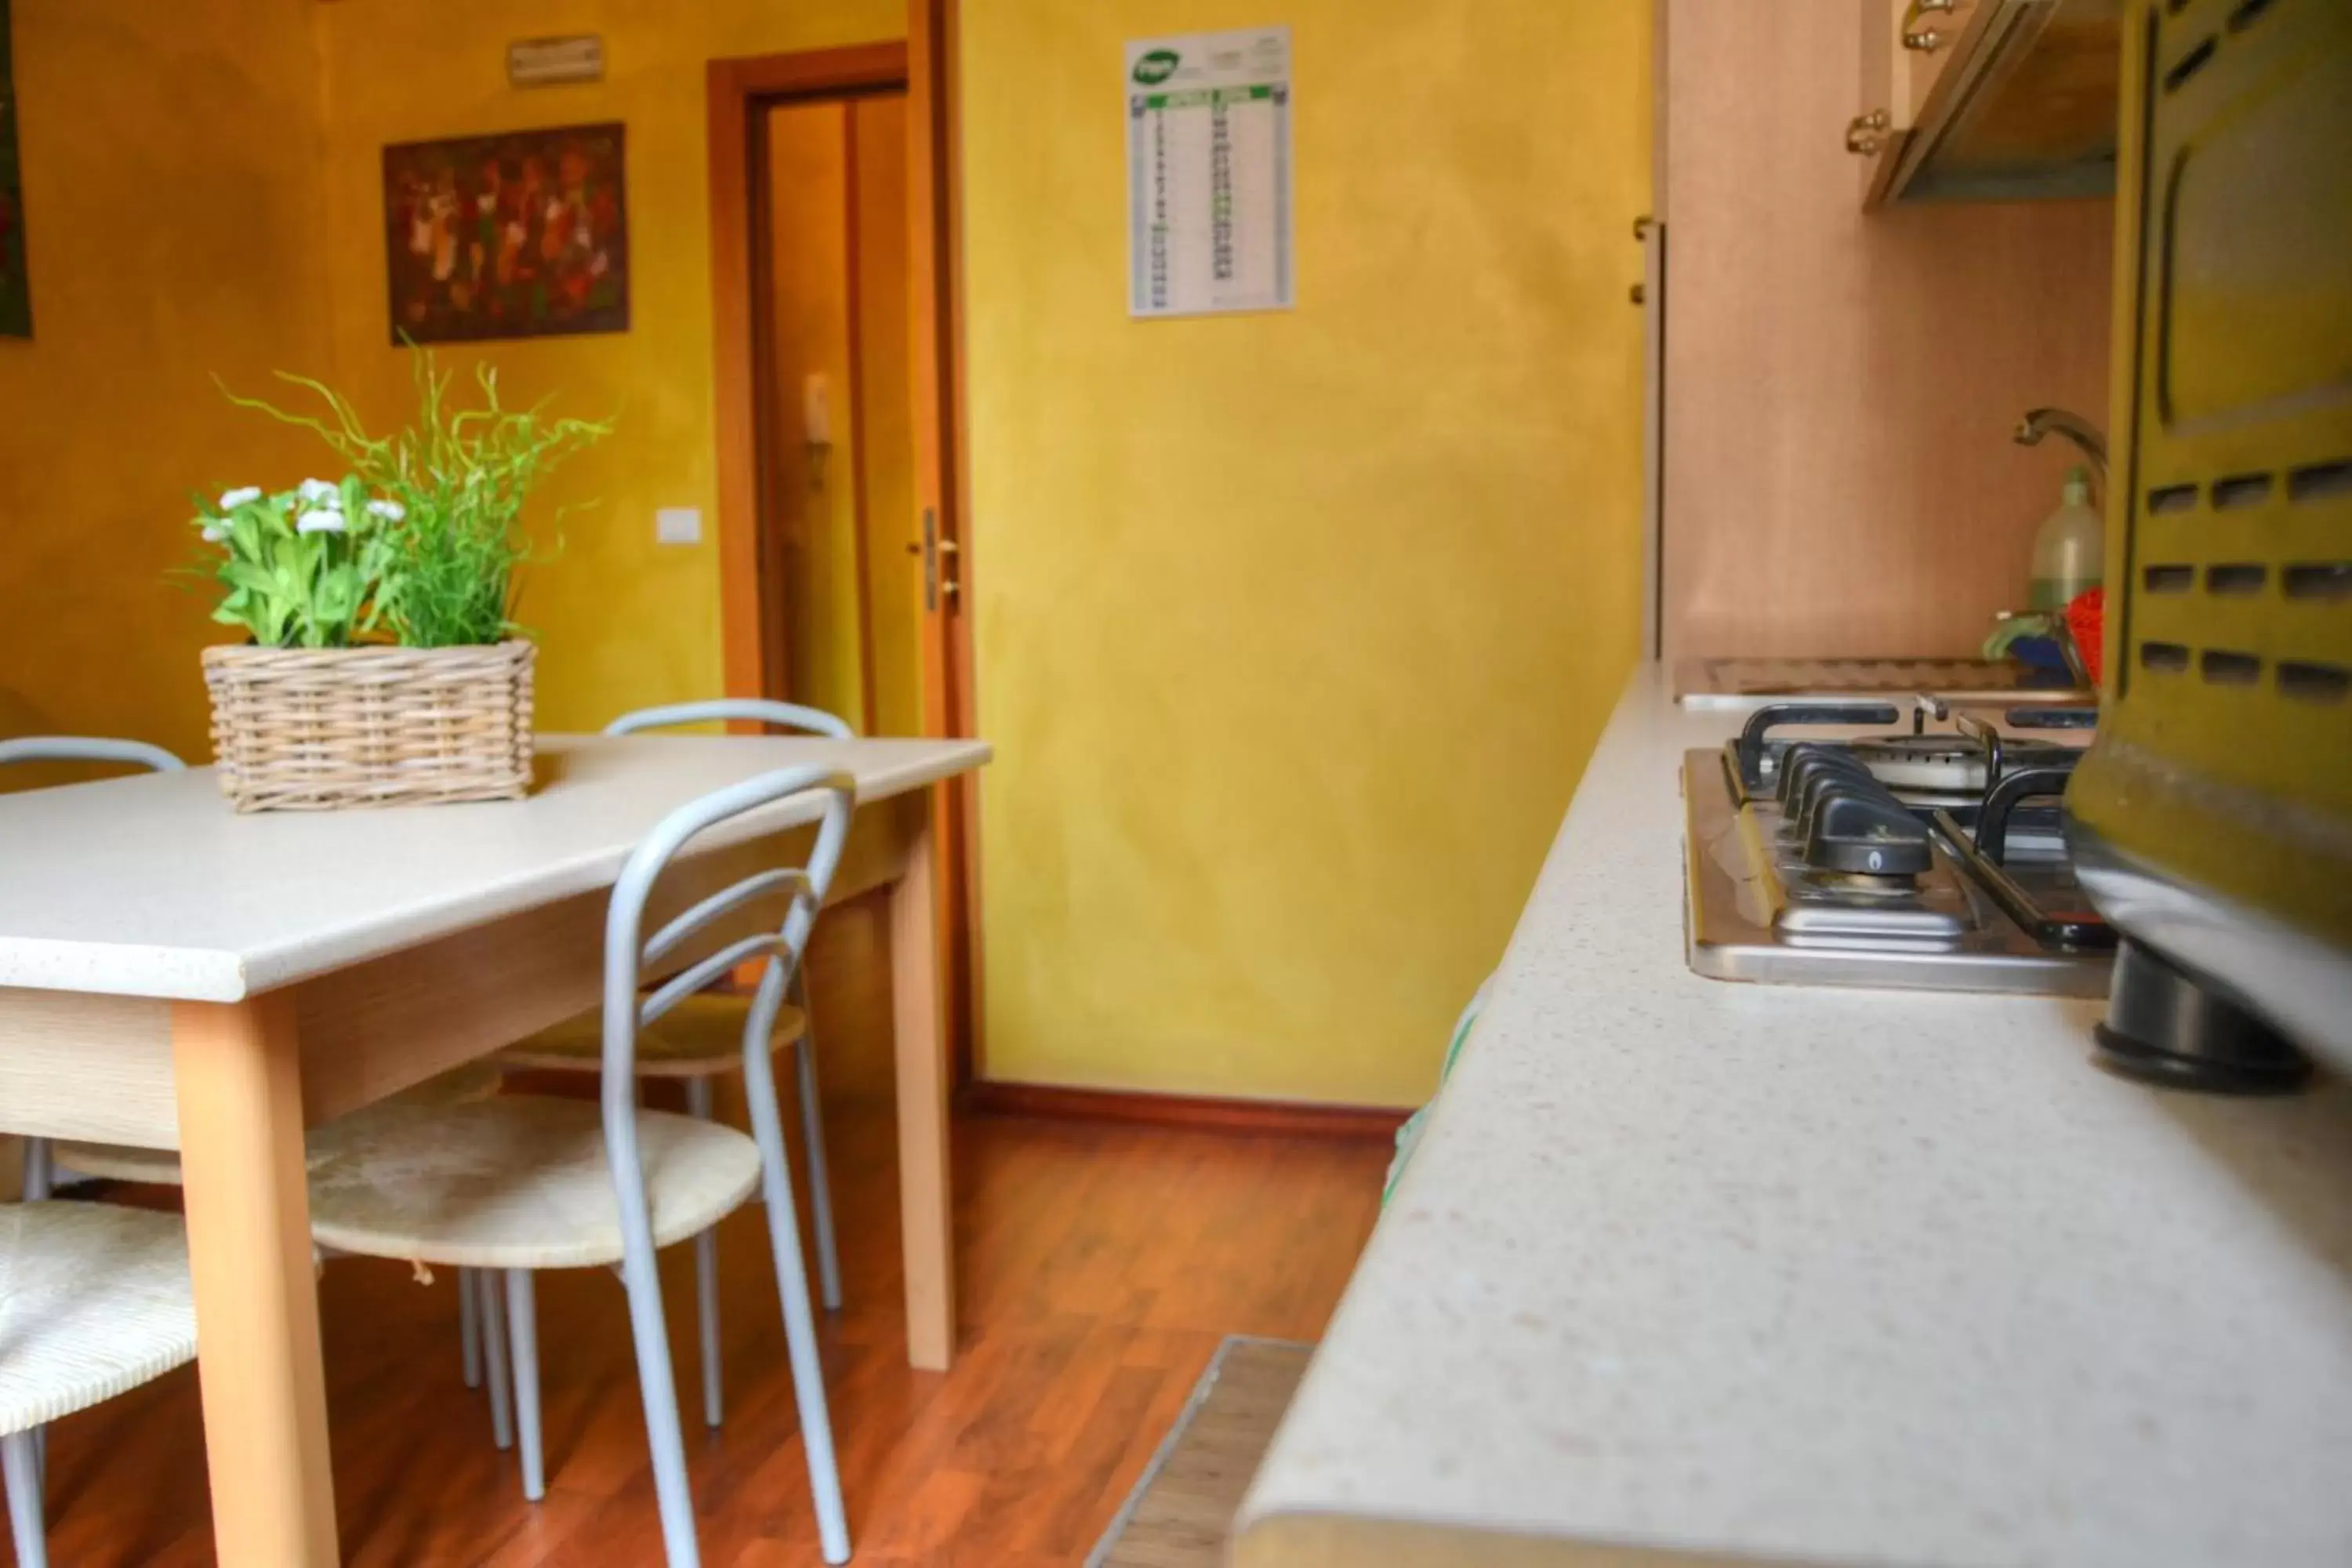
[1852,0,1979,200]
[1849,0,2121,208]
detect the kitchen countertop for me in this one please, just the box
[1234,663,2352,1568]
[0,733,990,1001]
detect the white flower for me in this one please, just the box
[296,510,347,535]
[297,478,341,506]
[201,522,231,543]
[365,499,407,521]
[218,486,263,510]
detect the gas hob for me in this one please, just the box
[1683,698,2114,996]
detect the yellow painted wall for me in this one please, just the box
[962,2,1653,1105]
[309,0,906,731]
[0,0,331,764]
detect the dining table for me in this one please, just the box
[0,730,991,1565]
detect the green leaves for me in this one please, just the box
[366,354,608,647]
[209,347,610,648]
[191,482,388,649]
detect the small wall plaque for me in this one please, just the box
[507,34,604,89]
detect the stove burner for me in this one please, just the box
[1733,700,1902,793]
[1842,735,1995,793]
[1848,726,2082,797]
[1688,699,2117,1000]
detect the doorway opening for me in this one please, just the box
[750,89,921,735]
[707,43,946,735]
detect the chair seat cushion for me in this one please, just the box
[305,1096,761,1271]
[53,1061,505,1188]
[0,1201,198,1434]
[496,991,806,1080]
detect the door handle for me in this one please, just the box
[907,508,960,611]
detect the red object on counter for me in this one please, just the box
[2065,586,2105,688]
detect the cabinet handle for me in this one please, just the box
[1844,109,1889,154]
[1904,0,1956,20]
[1903,27,1944,51]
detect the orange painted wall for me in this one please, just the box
[308,0,908,731]
[0,0,912,747]
[0,0,332,762]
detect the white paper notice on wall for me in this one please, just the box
[1127,27,1294,319]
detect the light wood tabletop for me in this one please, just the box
[0,731,990,1566]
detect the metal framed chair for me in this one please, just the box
[2,1201,200,1568]
[0,737,517,1453]
[305,764,858,1566]
[49,1069,516,1446]
[0,737,187,1207]
[494,699,851,1437]
[0,735,184,775]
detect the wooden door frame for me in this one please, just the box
[707,42,908,708]
[706,21,986,1089]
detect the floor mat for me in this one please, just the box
[1087,1335,1314,1568]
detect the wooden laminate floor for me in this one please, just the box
[14,898,1391,1567]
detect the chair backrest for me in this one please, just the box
[0,735,186,774]
[597,764,857,1164]
[604,699,854,742]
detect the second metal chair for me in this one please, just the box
[495,699,851,1435]
[307,761,859,1566]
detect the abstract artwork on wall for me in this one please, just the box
[0,0,31,339]
[381,121,628,344]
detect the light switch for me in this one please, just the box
[655,507,702,546]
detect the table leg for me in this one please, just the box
[172,994,340,1566]
[888,805,955,1370]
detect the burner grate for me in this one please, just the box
[1686,701,2117,996]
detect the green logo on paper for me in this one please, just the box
[1132,49,1180,85]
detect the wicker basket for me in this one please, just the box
[201,641,536,811]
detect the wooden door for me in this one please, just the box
[905,0,982,1083]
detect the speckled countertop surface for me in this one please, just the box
[1236,664,2352,1567]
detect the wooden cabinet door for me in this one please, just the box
[1855,0,1906,198]
[1855,0,1980,200]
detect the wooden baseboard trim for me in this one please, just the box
[960,1080,1410,1141]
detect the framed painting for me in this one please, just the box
[381,121,628,344]
[0,0,30,339]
